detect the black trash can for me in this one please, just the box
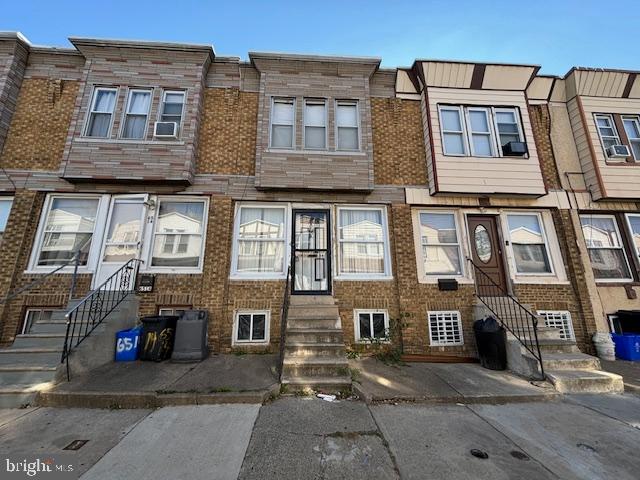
[139,315,179,362]
[171,310,209,362]
[614,310,640,334]
[473,316,507,371]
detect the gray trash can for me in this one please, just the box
[171,310,209,362]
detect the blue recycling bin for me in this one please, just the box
[115,326,142,361]
[611,333,640,361]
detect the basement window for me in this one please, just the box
[428,310,463,346]
[354,309,389,343]
[233,310,270,344]
[22,309,54,335]
[158,307,189,317]
[537,310,575,340]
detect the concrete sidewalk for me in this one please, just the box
[37,354,279,408]
[601,359,640,393]
[350,357,558,404]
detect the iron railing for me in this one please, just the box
[468,257,545,379]
[61,258,142,380]
[277,266,292,381]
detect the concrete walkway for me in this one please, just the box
[350,357,557,403]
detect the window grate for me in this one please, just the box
[428,310,463,346]
[538,310,575,340]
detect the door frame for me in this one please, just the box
[465,213,510,294]
[93,194,148,289]
[291,208,332,295]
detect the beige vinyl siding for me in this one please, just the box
[428,87,546,195]
[566,97,601,199]
[573,70,629,98]
[421,62,474,89]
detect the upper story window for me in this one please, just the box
[0,197,13,244]
[336,101,359,151]
[304,99,327,150]
[622,116,640,161]
[85,87,117,138]
[580,214,632,281]
[594,114,621,156]
[418,211,462,276]
[121,89,152,139]
[157,90,185,135]
[506,213,552,274]
[439,105,526,158]
[270,98,295,149]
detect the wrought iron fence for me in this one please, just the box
[277,266,292,381]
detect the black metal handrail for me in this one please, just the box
[467,257,545,379]
[277,266,292,381]
[60,258,142,380]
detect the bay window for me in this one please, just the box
[467,107,495,157]
[580,214,632,281]
[439,106,467,155]
[336,101,359,150]
[507,213,552,274]
[418,211,462,276]
[304,99,326,150]
[122,89,152,139]
[85,87,117,138]
[270,98,295,148]
[337,207,390,277]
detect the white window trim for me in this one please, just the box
[335,205,392,280]
[230,203,290,280]
[335,99,361,152]
[622,115,640,162]
[493,107,526,156]
[119,88,153,139]
[353,309,390,343]
[438,105,468,156]
[580,213,633,283]
[158,90,186,134]
[625,213,640,264]
[594,113,622,159]
[0,196,14,234]
[303,98,328,151]
[143,196,209,274]
[26,194,110,274]
[232,310,271,345]
[414,209,467,281]
[504,212,555,277]
[269,97,296,149]
[428,310,464,347]
[83,86,118,138]
[465,106,496,157]
[158,307,190,316]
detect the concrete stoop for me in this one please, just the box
[0,295,139,408]
[281,295,351,393]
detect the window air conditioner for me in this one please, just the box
[153,122,178,138]
[607,144,631,158]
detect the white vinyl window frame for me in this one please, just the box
[230,203,289,280]
[580,213,633,283]
[622,115,640,161]
[158,90,186,134]
[594,114,622,158]
[27,194,109,274]
[335,205,392,280]
[353,309,390,343]
[438,105,468,156]
[465,106,496,157]
[232,310,271,345]
[504,212,554,276]
[83,86,118,138]
[493,107,526,156]
[416,209,465,279]
[625,213,640,264]
[428,310,464,346]
[120,88,153,139]
[269,97,295,149]
[158,307,190,316]
[303,98,327,150]
[335,100,360,151]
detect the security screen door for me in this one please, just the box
[292,210,331,294]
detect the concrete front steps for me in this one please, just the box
[281,295,351,393]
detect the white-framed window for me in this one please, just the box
[85,87,117,138]
[233,310,270,344]
[21,309,55,335]
[580,214,632,281]
[31,195,102,268]
[466,107,495,157]
[121,89,152,139]
[150,198,207,270]
[303,99,327,150]
[336,100,359,151]
[494,108,525,150]
[622,115,640,161]
[337,206,391,278]
[0,197,13,244]
[594,114,622,157]
[354,309,389,343]
[232,204,287,278]
[270,98,295,149]
[439,105,467,156]
[506,213,552,274]
[159,90,185,131]
[537,310,575,341]
[625,213,640,263]
[418,211,463,276]
[158,307,189,317]
[428,310,463,346]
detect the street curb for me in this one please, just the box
[35,383,280,409]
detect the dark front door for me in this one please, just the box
[468,215,508,293]
[292,210,331,294]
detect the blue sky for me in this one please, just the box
[3,0,639,75]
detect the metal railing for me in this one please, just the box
[468,257,545,379]
[277,266,292,381]
[61,258,142,380]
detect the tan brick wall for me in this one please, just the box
[196,88,257,175]
[529,104,562,190]
[371,97,428,186]
[0,79,79,171]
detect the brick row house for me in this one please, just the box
[0,32,636,401]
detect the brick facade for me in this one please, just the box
[528,104,562,190]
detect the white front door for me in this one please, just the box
[93,194,148,288]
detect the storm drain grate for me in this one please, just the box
[63,440,89,451]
